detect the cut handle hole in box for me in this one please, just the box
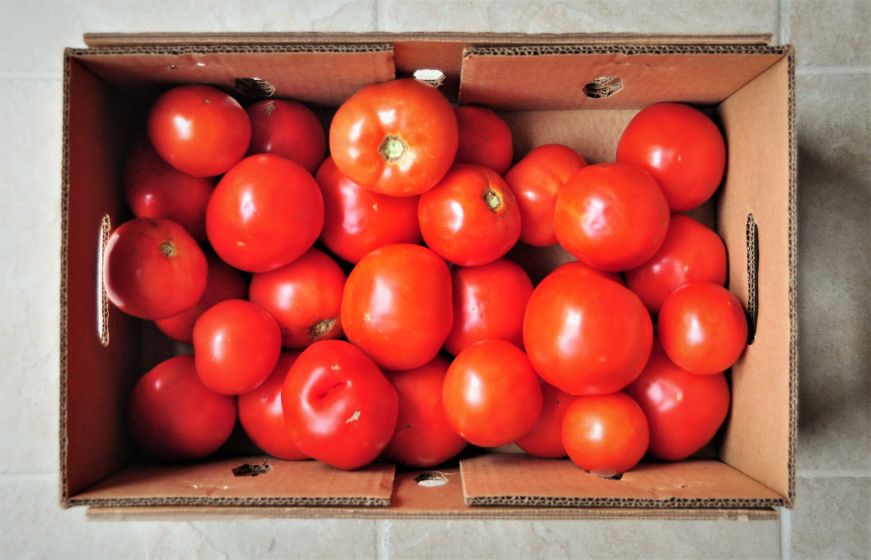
[96,214,111,347]
[583,76,623,99]
[745,214,759,345]
[415,471,449,487]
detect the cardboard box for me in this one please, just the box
[60,33,797,518]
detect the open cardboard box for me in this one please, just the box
[60,33,797,519]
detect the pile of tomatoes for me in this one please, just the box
[107,78,747,477]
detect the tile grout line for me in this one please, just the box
[797,471,871,479]
[776,0,784,44]
[0,473,56,482]
[780,506,793,560]
[795,65,871,75]
[0,72,61,80]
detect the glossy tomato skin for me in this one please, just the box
[247,99,326,173]
[341,244,452,370]
[330,78,458,196]
[658,283,748,375]
[444,259,533,356]
[103,218,208,320]
[454,106,513,174]
[206,154,324,273]
[504,144,588,247]
[383,357,467,467]
[128,355,236,461]
[282,340,398,470]
[442,340,543,447]
[617,102,726,212]
[523,263,653,395]
[316,157,421,263]
[554,162,670,272]
[148,85,250,177]
[249,248,346,349]
[193,299,282,395]
[238,352,308,460]
[418,164,521,266]
[515,382,572,458]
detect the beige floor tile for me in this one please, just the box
[784,0,871,66]
[792,477,871,559]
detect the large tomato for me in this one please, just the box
[329,78,458,196]
[454,106,513,174]
[515,382,572,458]
[247,99,326,173]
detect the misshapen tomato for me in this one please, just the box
[247,99,326,173]
[515,382,572,458]
[454,106,513,174]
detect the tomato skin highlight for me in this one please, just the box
[515,382,572,458]
[454,106,513,174]
[247,99,326,173]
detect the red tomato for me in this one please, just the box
[523,263,653,395]
[282,340,398,470]
[562,393,649,477]
[418,164,521,266]
[316,157,421,263]
[103,218,207,320]
[329,78,458,196]
[383,357,467,467]
[247,99,326,173]
[444,259,533,356]
[206,154,324,273]
[454,106,513,174]
[625,215,727,313]
[617,102,726,212]
[442,340,543,447]
[504,144,587,247]
[128,355,236,461]
[238,352,308,461]
[193,299,282,395]
[148,85,250,177]
[554,162,670,272]
[626,342,730,461]
[249,248,345,349]
[341,244,452,370]
[658,283,748,375]
[515,382,572,458]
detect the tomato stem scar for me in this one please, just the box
[309,317,338,341]
[159,241,177,258]
[483,187,504,212]
[379,135,407,163]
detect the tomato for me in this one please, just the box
[238,352,308,461]
[316,157,421,264]
[626,342,730,461]
[454,106,513,174]
[282,340,398,470]
[504,144,587,247]
[562,393,649,477]
[193,299,282,395]
[617,102,726,212]
[442,340,543,447]
[658,283,748,375]
[206,154,324,273]
[625,215,727,313]
[554,162,670,272]
[249,248,345,349]
[103,218,207,320]
[382,357,467,467]
[247,99,326,173]
[515,382,572,458]
[128,355,236,461]
[523,263,652,395]
[330,78,458,196]
[148,85,250,177]
[341,244,452,370]
[418,164,521,266]
[444,259,533,356]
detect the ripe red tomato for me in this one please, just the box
[282,340,398,470]
[554,162,670,272]
[562,393,649,477]
[382,357,467,467]
[247,99,326,173]
[454,106,513,174]
[193,299,282,395]
[442,340,543,447]
[418,164,521,266]
[128,355,236,461]
[148,85,250,177]
[316,157,421,264]
[523,263,653,395]
[658,283,748,375]
[238,352,308,461]
[625,215,727,313]
[330,78,458,196]
[341,244,452,370]
[103,218,207,320]
[249,248,345,349]
[206,154,324,273]
[504,144,587,247]
[515,382,572,458]
[444,259,533,356]
[626,342,730,461]
[617,102,726,212]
